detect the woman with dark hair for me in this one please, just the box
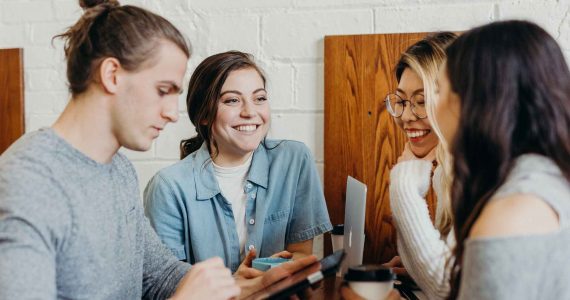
[437,20,570,299]
[144,51,332,275]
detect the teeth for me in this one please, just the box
[406,130,429,138]
[236,125,257,132]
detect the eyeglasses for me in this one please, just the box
[384,93,427,119]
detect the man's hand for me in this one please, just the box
[237,255,318,299]
[235,250,294,279]
[170,257,240,300]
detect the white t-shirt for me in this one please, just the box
[213,154,253,259]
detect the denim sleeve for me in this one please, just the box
[286,145,333,244]
[143,174,187,261]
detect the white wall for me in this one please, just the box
[2,0,569,256]
[2,0,570,190]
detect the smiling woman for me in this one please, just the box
[211,68,270,166]
[382,32,458,300]
[143,51,332,275]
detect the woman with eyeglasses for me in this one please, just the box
[376,32,458,300]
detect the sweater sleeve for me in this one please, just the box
[389,160,451,299]
[458,235,558,300]
[141,214,191,300]
[0,168,71,300]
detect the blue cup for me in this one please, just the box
[252,257,291,271]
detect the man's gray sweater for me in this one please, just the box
[0,128,190,299]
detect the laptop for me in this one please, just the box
[340,176,367,275]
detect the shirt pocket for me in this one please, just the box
[264,209,289,224]
[262,210,289,254]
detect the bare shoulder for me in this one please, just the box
[469,193,560,239]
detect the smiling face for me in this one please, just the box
[394,68,439,158]
[211,68,270,165]
[111,40,188,152]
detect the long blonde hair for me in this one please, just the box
[395,32,457,237]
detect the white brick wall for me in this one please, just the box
[0,23,26,45]
[1,0,567,258]
[2,1,54,22]
[263,10,374,59]
[190,0,294,11]
[197,14,260,56]
[262,62,294,109]
[374,3,495,32]
[296,63,324,110]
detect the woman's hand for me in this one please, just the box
[235,249,264,279]
[236,255,318,299]
[235,250,294,280]
[170,257,240,300]
[398,143,436,163]
[382,256,408,277]
[270,250,294,259]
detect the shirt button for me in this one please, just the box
[251,193,256,199]
[249,218,255,225]
[246,183,253,189]
[248,245,255,251]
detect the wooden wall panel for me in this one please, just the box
[0,48,25,154]
[324,33,437,264]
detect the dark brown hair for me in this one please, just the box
[54,0,190,96]
[445,20,570,299]
[180,51,266,159]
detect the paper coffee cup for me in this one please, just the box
[344,265,395,300]
[331,224,344,276]
[331,224,344,252]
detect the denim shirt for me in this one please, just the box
[143,140,332,272]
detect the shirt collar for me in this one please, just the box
[191,143,218,200]
[247,143,269,189]
[192,142,270,200]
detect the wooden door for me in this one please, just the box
[324,33,437,264]
[0,48,25,154]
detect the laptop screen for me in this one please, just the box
[341,176,367,275]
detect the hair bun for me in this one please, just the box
[79,0,119,9]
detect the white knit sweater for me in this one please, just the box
[389,160,455,300]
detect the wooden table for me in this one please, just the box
[305,276,427,300]
[312,276,343,299]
